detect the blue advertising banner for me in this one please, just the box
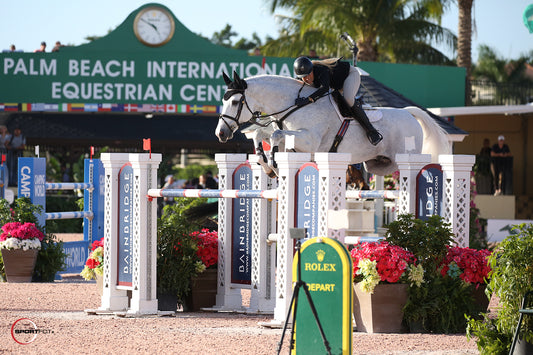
[296,163,319,239]
[83,159,105,245]
[61,240,90,274]
[18,157,46,227]
[231,163,252,285]
[416,164,443,220]
[117,163,133,287]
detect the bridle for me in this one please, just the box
[218,82,329,132]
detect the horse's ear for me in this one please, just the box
[233,71,241,83]
[223,72,232,86]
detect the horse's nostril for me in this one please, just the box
[219,131,225,137]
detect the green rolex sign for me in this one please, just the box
[523,4,533,33]
[292,237,353,355]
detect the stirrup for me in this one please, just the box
[367,130,383,146]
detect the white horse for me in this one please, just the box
[216,71,451,176]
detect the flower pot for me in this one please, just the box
[514,336,533,355]
[1,248,38,283]
[184,268,218,311]
[96,274,103,296]
[353,283,408,333]
[157,293,179,312]
[471,284,490,313]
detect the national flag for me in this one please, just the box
[111,104,124,112]
[153,104,166,112]
[21,103,32,112]
[189,105,202,114]
[177,105,188,113]
[32,103,45,111]
[202,105,218,113]
[69,103,85,112]
[124,104,138,112]
[84,104,98,112]
[138,104,152,112]
[44,104,58,111]
[0,104,4,111]
[98,104,112,112]
[4,103,18,111]
[59,103,68,112]
[165,104,177,113]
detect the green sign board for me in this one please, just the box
[293,237,353,354]
[0,3,293,113]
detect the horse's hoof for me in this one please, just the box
[268,171,278,178]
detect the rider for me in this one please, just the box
[293,56,383,146]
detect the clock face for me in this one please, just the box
[133,7,175,47]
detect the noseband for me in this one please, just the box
[218,89,263,133]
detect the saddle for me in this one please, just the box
[330,90,382,122]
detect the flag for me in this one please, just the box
[138,104,153,112]
[90,146,94,160]
[153,104,166,112]
[124,104,138,112]
[32,103,45,111]
[4,103,18,111]
[69,103,84,112]
[44,103,58,111]
[84,104,98,112]
[143,138,151,151]
[98,104,112,112]
[21,103,32,112]
[111,104,124,112]
[165,104,177,113]
[143,138,151,159]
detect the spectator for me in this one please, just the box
[253,47,261,56]
[0,125,11,156]
[9,44,16,52]
[6,127,25,186]
[161,174,183,205]
[34,41,46,53]
[52,41,63,52]
[490,135,511,196]
[308,49,319,59]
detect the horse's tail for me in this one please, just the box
[404,106,451,162]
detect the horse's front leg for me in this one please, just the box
[269,129,319,169]
[254,141,276,177]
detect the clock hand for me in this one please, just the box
[141,18,159,33]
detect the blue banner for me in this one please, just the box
[416,164,443,221]
[296,163,319,239]
[118,163,133,287]
[83,159,105,245]
[18,157,46,227]
[231,163,252,285]
[61,240,90,274]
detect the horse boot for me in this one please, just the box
[351,103,383,146]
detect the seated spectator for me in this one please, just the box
[34,41,46,53]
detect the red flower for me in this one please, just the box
[86,258,100,268]
[439,246,491,285]
[190,229,218,268]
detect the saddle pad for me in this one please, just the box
[329,95,383,122]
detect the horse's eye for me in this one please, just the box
[231,100,239,107]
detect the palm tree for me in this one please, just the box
[262,0,456,65]
[457,0,474,105]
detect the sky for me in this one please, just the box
[1,0,532,62]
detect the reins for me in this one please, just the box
[219,81,330,131]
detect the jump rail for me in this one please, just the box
[147,188,278,200]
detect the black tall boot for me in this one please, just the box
[351,103,383,145]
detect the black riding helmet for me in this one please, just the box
[294,56,313,78]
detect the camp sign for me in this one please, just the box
[293,237,353,354]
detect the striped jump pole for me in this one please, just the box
[345,190,399,200]
[45,182,94,190]
[46,211,94,220]
[147,188,278,200]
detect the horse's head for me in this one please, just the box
[216,71,256,143]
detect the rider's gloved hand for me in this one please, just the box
[295,97,310,107]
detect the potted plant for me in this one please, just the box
[0,221,45,282]
[0,198,66,282]
[156,198,214,311]
[385,214,482,333]
[80,237,104,293]
[350,240,424,333]
[467,223,533,354]
[439,245,492,312]
[185,228,218,311]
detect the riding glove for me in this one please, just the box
[295,97,310,107]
